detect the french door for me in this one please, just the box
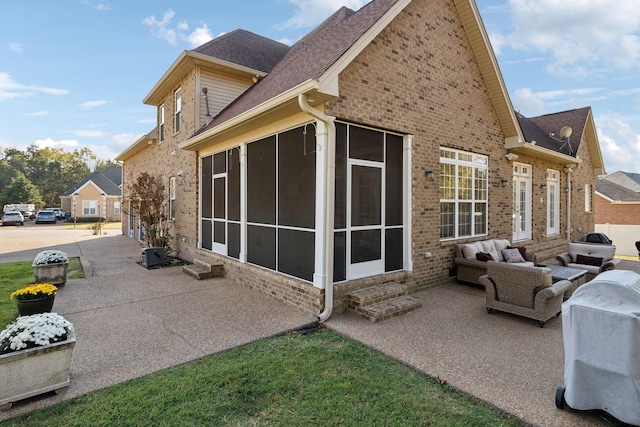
[512,163,531,242]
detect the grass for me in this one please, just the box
[3,329,516,426]
[0,258,84,327]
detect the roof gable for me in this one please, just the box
[199,0,400,133]
[192,29,290,74]
[596,175,640,202]
[63,165,122,197]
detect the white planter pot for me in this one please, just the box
[0,329,76,410]
[32,262,69,286]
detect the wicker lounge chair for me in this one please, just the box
[479,262,572,327]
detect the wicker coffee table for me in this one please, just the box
[546,265,587,298]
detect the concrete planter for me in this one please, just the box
[0,329,76,410]
[32,263,69,286]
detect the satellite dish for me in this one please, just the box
[559,126,573,140]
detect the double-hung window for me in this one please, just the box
[439,148,488,240]
[159,104,165,142]
[174,88,181,133]
[83,200,97,216]
[169,177,176,220]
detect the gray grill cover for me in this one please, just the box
[561,270,640,425]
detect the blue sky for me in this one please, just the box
[1,0,639,175]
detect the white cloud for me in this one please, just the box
[68,129,108,138]
[9,43,22,53]
[595,112,640,173]
[143,9,178,45]
[80,100,107,110]
[0,72,69,101]
[27,111,49,116]
[143,9,212,48]
[277,0,369,29]
[34,138,79,149]
[497,0,640,77]
[186,24,213,48]
[511,87,604,116]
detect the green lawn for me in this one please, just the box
[0,257,84,327]
[3,329,516,426]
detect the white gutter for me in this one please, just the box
[298,94,335,323]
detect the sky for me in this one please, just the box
[1,0,640,175]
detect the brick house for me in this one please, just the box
[117,0,605,320]
[594,171,640,256]
[60,165,122,222]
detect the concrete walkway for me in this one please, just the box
[0,225,635,425]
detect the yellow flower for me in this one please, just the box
[10,284,58,301]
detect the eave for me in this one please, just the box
[505,140,582,165]
[179,80,333,152]
[115,129,156,162]
[143,51,268,106]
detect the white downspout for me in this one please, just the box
[298,94,335,323]
[564,164,575,241]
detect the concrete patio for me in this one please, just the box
[0,225,635,425]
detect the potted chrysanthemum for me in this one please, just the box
[10,283,58,316]
[32,250,69,286]
[0,313,76,409]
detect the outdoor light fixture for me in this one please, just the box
[500,178,509,186]
[424,169,434,180]
[505,153,519,161]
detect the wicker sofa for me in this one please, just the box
[556,242,620,281]
[454,239,534,285]
[479,262,572,327]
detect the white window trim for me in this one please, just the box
[169,177,176,220]
[439,147,488,241]
[585,184,592,212]
[174,88,182,134]
[546,169,560,236]
[159,104,165,142]
[82,200,97,216]
[512,162,532,242]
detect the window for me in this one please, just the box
[174,88,181,133]
[83,200,97,216]
[439,148,488,240]
[169,177,176,220]
[114,201,121,216]
[159,104,165,142]
[585,184,592,212]
[547,169,560,236]
[512,162,532,242]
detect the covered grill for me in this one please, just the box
[556,270,640,425]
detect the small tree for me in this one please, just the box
[125,172,173,253]
[0,173,44,209]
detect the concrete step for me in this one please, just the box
[347,282,422,322]
[359,295,423,323]
[182,260,223,280]
[348,282,411,309]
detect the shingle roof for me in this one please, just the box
[196,0,400,134]
[519,107,591,157]
[192,29,290,74]
[62,165,122,197]
[596,176,640,202]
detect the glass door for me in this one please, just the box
[512,163,531,242]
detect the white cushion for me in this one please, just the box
[461,241,483,259]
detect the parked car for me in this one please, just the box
[22,210,36,220]
[1,211,24,226]
[43,208,64,220]
[35,210,57,224]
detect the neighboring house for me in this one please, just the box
[117,0,605,318]
[595,171,640,256]
[60,165,122,221]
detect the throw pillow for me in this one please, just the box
[476,252,493,262]
[576,254,603,266]
[507,245,527,261]
[502,248,526,263]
